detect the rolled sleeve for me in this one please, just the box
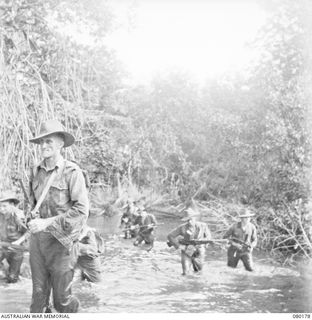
[167,225,183,247]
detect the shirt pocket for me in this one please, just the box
[50,180,70,207]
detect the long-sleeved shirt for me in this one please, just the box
[29,156,89,250]
[167,221,211,248]
[223,221,257,248]
[0,206,27,242]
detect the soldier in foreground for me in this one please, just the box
[28,119,89,313]
[223,208,257,271]
[0,191,27,283]
[167,205,211,275]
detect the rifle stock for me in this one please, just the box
[19,178,39,222]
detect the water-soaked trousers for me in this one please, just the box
[181,246,205,275]
[133,230,155,246]
[29,232,79,313]
[227,245,254,271]
[77,255,101,283]
[0,248,24,282]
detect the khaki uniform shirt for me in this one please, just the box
[223,221,257,248]
[29,156,89,250]
[167,221,211,248]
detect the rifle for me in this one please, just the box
[179,239,229,246]
[167,238,228,247]
[0,240,28,251]
[122,223,163,232]
[19,178,30,207]
[229,237,252,249]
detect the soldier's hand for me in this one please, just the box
[28,218,50,233]
[231,243,242,251]
[11,239,19,246]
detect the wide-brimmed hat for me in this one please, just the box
[238,208,255,218]
[29,119,75,148]
[181,207,200,221]
[0,191,19,205]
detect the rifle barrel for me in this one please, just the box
[230,237,251,248]
[122,223,162,232]
[179,239,228,245]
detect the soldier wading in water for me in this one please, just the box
[28,119,89,313]
[223,208,257,271]
[167,204,211,275]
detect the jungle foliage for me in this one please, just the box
[0,0,312,261]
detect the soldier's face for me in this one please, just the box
[39,135,64,159]
[187,217,196,227]
[0,201,12,214]
[241,217,250,225]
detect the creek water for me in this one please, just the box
[0,214,311,313]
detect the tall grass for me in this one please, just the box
[0,36,89,192]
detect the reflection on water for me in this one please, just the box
[0,215,311,313]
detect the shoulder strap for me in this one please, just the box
[32,169,58,216]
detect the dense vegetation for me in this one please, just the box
[0,0,311,262]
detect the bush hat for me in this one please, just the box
[29,119,75,148]
[0,191,19,205]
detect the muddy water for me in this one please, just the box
[0,215,311,313]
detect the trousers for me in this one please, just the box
[181,246,205,275]
[134,231,155,246]
[227,245,254,271]
[77,255,101,283]
[29,232,79,313]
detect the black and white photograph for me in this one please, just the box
[0,0,312,315]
